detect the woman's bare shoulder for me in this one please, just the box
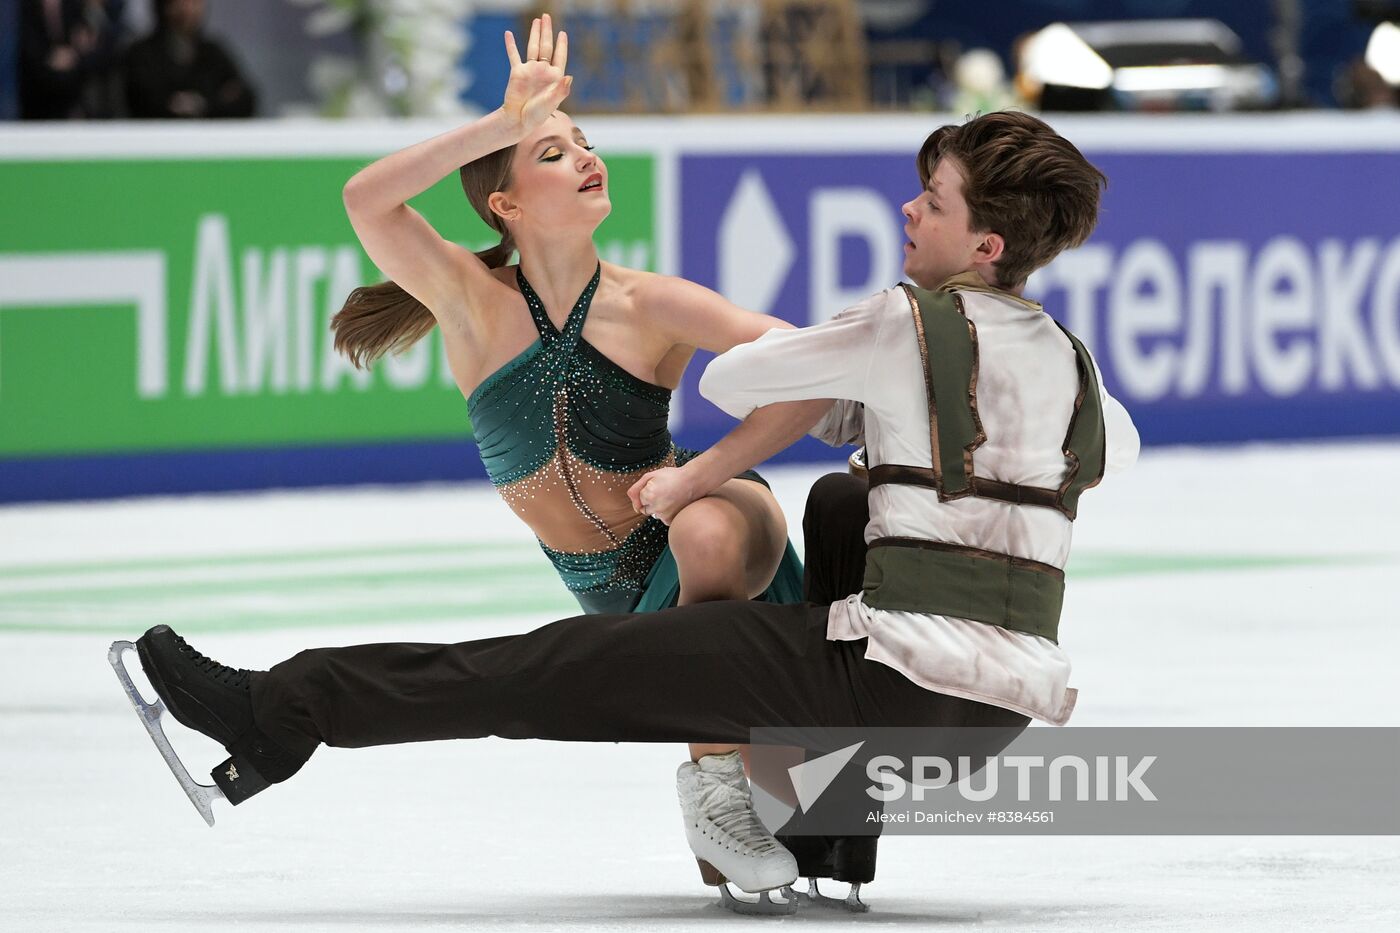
[596,266,684,359]
[607,266,715,310]
[600,262,655,293]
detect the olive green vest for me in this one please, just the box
[861,284,1107,644]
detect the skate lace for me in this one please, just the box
[695,775,784,855]
[177,639,251,690]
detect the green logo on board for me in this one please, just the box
[0,155,655,456]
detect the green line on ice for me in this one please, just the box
[0,591,581,635]
[2,561,555,603]
[0,550,1389,636]
[1064,552,1369,578]
[0,540,542,580]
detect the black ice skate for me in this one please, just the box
[777,834,877,913]
[108,625,301,825]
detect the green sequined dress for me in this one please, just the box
[465,264,804,615]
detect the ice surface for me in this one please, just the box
[3,442,1398,931]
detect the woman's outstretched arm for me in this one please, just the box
[341,16,571,318]
[633,274,794,355]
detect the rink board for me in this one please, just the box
[1,115,1398,500]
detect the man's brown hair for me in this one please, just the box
[919,111,1106,288]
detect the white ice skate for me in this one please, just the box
[676,751,799,916]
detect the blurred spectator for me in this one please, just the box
[19,0,122,119]
[950,48,1018,116]
[1335,56,1398,108]
[123,0,256,118]
[759,0,869,110]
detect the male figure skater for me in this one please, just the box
[114,111,1138,913]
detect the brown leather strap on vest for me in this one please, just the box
[867,464,1061,509]
[876,283,1106,521]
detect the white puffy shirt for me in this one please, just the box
[698,280,1140,725]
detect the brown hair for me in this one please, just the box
[918,111,1106,288]
[331,145,518,369]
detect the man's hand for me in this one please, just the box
[628,467,704,526]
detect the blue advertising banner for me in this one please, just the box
[673,149,1400,452]
[5,120,1398,501]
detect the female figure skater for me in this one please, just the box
[330,15,805,876]
[333,14,801,620]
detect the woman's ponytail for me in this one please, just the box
[331,282,436,370]
[474,228,517,270]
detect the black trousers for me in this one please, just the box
[251,473,1029,763]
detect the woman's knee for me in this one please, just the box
[670,499,749,575]
[670,479,791,602]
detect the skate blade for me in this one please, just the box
[717,883,797,916]
[794,878,870,913]
[108,641,225,827]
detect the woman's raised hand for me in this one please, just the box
[502,14,571,136]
